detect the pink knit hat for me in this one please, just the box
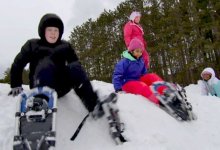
[128,38,144,52]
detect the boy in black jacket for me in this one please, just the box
[8,13,102,116]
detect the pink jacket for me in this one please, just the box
[123,21,149,68]
[123,21,147,48]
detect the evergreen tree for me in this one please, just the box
[0,68,29,85]
[68,0,220,85]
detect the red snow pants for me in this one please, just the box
[122,73,167,104]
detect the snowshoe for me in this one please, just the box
[13,86,58,150]
[151,81,197,121]
[101,93,127,145]
[175,84,197,120]
[70,92,126,145]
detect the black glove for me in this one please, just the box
[115,89,123,93]
[8,87,23,97]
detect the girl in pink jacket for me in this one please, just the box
[123,11,150,68]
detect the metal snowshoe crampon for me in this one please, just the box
[101,93,127,145]
[13,86,57,150]
[70,92,126,145]
[151,81,197,121]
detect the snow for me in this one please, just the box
[0,80,220,150]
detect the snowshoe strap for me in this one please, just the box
[70,113,89,141]
[70,94,114,141]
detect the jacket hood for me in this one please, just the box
[122,50,136,61]
[200,67,220,85]
[129,11,141,21]
[201,67,215,79]
[200,67,220,96]
[38,13,64,41]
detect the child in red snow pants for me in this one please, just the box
[122,73,166,104]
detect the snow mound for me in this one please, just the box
[0,81,220,150]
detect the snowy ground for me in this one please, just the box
[0,80,220,150]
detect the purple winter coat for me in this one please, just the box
[112,51,147,91]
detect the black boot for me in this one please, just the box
[74,80,99,112]
[91,101,105,119]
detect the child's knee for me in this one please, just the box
[140,73,163,85]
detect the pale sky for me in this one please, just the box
[0,0,125,78]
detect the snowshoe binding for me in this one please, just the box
[101,93,127,145]
[151,81,197,121]
[70,92,126,145]
[13,86,58,150]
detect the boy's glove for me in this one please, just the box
[8,87,23,97]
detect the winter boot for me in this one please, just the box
[91,101,105,119]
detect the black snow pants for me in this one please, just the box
[32,59,98,112]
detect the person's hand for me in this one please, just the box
[8,87,23,97]
[115,89,125,94]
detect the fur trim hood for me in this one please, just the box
[38,13,64,41]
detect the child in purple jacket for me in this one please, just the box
[112,38,167,105]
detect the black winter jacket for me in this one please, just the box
[10,39,78,88]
